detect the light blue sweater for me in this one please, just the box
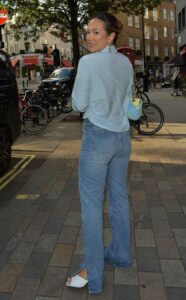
[72,45,134,132]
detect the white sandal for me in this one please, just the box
[66,274,88,288]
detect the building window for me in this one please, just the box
[164,26,168,37]
[153,8,158,21]
[135,38,141,50]
[144,8,149,19]
[171,46,175,56]
[153,28,158,40]
[128,15,133,27]
[128,37,134,48]
[164,46,169,57]
[134,16,140,28]
[170,10,174,21]
[163,8,168,19]
[146,44,150,56]
[154,45,159,56]
[182,7,185,28]
[171,28,174,38]
[145,25,150,39]
[178,12,182,31]
[178,8,186,32]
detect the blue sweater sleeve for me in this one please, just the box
[72,57,90,112]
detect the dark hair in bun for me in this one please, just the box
[90,12,122,44]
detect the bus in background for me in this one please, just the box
[117,46,135,69]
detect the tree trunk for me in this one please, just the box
[68,0,81,70]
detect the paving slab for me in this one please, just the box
[160,259,186,288]
[10,277,40,300]
[37,266,67,298]
[136,247,160,272]
[139,272,167,300]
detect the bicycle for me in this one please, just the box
[19,92,48,134]
[28,89,55,122]
[135,85,150,104]
[31,84,73,116]
[131,102,164,135]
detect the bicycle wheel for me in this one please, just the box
[136,91,150,104]
[22,105,48,134]
[57,96,72,114]
[133,103,164,135]
[61,97,72,113]
[41,101,54,122]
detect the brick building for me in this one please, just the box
[117,0,176,74]
[177,0,186,57]
[176,0,186,96]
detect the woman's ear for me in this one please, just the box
[108,32,115,45]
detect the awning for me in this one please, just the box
[23,58,38,65]
[167,54,185,66]
[44,57,54,65]
[10,59,18,67]
[61,59,72,67]
[180,46,186,56]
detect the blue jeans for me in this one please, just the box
[79,119,131,294]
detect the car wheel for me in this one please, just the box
[0,128,11,177]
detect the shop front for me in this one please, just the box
[10,53,44,88]
[10,53,73,86]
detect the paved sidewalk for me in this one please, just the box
[0,90,186,299]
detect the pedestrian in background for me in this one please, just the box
[143,69,150,92]
[155,68,162,89]
[149,70,155,91]
[66,11,133,294]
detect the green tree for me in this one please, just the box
[1,0,161,67]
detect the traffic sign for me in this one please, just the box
[0,8,8,26]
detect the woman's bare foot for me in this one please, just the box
[67,268,87,285]
[78,268,87,279]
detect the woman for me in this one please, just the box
[66,11,133,294]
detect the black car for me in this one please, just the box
[0,50,21,176]
[40,67,76,97]
[161,79,171,88]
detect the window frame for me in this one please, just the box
[154,45,159,57]
[134,15,140,28]
[163,8,168,19]
[153,8,158,21]
[164,45,169,57]
[135,38,141,50]
[153,27,158,40]
[170,10,174,21]
[145,25,150,39]
[164,26,168,38]
[128,37,134,48]
[128,15,133,27]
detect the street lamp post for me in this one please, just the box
[141,12,146,70]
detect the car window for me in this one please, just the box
[0,53,12,83]
[49,69,60,78]
[49,68,73,79]
[0,53,13,93]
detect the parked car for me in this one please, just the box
[0,50,21,176]
[161,78,171,88]
[40,67,76,97]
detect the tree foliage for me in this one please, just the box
[1,0,161,67]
